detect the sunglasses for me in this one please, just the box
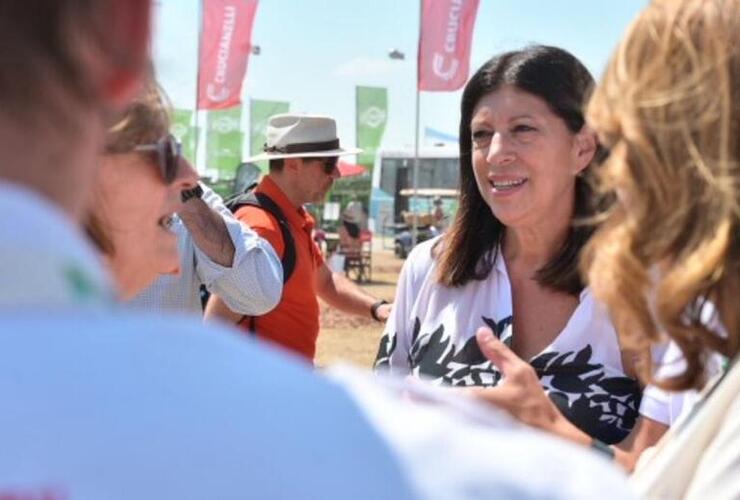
[311,156,338,175]
[134,134,182,184]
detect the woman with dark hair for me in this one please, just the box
[375,45,641,445]
[472,1,740,494]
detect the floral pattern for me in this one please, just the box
[375,314,641,444]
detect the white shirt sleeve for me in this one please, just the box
[375,238,438,376]
[192,184,283,315]
[639,343,676,425]
[640,312,727,426]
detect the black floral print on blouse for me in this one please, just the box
[375,315,641,445]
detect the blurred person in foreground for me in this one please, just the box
[473,0,740,497]
[96,80,281,316]
[0,2,633,499]
[87,80,199,299]
[129,176,283,315]
[122,90,283,315]
[375,45,642,446]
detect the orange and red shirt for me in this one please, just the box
[234,176,325,360]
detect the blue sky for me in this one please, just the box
[153,0,646,170]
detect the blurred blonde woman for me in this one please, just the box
[474,0,739,497]
[88,80,199,297]
[585,0,739,496]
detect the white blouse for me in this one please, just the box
[640,304,727,427]
[375,237,641,444]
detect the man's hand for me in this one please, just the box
[316,264,392,324]
[469,327,589,444]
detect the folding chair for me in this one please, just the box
[342,230,372,283]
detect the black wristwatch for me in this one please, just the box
[181,184,204,203]
[370,299,389,322]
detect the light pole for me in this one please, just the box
[388,42,421,248]
[388,49,405,60]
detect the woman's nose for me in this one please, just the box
[486,133,516,166]
[175,156,199,190]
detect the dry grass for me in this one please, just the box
[315,242,403,370]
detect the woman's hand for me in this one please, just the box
[470,327,591,445]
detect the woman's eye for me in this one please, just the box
[472,130,492,141]
[512,124,536,133]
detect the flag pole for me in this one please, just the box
[355,85,360,166]
[411,0,422,248]
[194,0,205,173]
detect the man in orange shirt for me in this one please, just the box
[205,114,390,361]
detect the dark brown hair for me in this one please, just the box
[436,45,605,295]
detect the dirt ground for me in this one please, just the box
[315,240,403,369]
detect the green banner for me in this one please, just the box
[206,106,243,178]
[356,86,388,169]
[250,99,290,172]
[171,109,198,164]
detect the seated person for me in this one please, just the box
[338,210,362,256]
[431,196,446,233]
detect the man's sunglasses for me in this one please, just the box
[307,156,339,175]
[134,134,182,184]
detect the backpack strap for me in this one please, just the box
[225,190,296,283]
[251,192,296,283]
[224,187,297,334]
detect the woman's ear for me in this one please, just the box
[573,126,598,174]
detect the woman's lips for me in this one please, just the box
[489,177,528,195]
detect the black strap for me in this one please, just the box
[225,186,297,334]
[251,192,297,283]
[224,189,296,283]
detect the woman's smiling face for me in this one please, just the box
[470,85,593,231]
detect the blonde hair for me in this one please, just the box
[583,0,740,391]
[105,78,171,153]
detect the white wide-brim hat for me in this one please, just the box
[248,113,362,161]
[341,212,359,223]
